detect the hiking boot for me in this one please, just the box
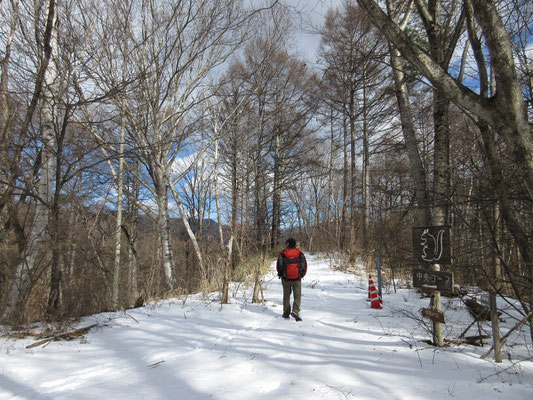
[290,312,302,321]
[282,313,290,319]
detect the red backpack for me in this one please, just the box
[280,248,305,279]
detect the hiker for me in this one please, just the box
[276,238,307,320]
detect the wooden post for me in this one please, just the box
[432,290,443,346]
[482,310,533,359]
[489,292,502,363]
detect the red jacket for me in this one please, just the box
[277,248,307,280]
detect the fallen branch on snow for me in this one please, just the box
[26,324,98,349]
[481,310,533,359]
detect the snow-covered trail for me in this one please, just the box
[1,254,532,399]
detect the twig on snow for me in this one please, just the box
[477,356,533,383]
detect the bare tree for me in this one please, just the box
[2,0,59,321]
[358,0,533,341]
[358,0,533,201]
[319,1,394,255]
[80,0,256,292]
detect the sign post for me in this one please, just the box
[412,225,452,347]
[489,292,502,363]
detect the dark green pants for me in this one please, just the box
[282,279,301,316]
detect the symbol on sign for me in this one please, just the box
[421,228,444,262]
[413,226,451,264]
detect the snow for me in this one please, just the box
[1,254,532,399]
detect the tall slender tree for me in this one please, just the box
[3,0,59,321]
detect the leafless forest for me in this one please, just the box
[0,0,531,339]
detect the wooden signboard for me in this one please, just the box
[420,308,445,324]
[413,269,454,292]
[412,226,451,264]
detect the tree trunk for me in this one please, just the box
[126,205,139,307]
[48,109,71,315]
[4,108,55,319]
[0,0,57,214]
[231,133,239,269]
[341,109,349,250]
[221,236,233,304]
[349,86,357,262]
[254,96,266,250]
[154,173,175,289]
[112,110,126,308]
[327,105,335,238]
[213,137,231,304]
[388,39,431,226]
[271,125,282,249]
[252,248,266,304]
[2,2,58,321]
[0,2,17,232]
[431,94,450,227]
[362,66,370,249]
[170,185,205,283]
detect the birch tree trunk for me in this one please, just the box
[213,137,227,300]
[212,137,234,304]
[170,185,205,282]
[153,165,175,289]
[112,110,126,308]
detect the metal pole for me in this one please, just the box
[376,249,382,300]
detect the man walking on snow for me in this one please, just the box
[276,238,307,320]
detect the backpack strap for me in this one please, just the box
[297,253,306,277]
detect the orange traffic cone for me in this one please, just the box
[368,275,374,300]
[368,276,383,309]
